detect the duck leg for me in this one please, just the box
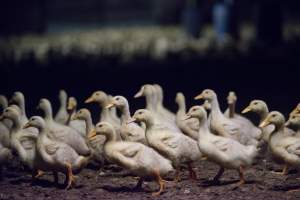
[271,164,289,175]
[212,167,224,183]
[174,166,181,182]
[152,170,165,196]
[187,163,197,180]
[65,163,76,190]
[232,166,245,189]
[134,177,144,190]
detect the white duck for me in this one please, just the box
[85,91,121,133]
[54,90,69,125]
[175,92,199,140]
[71,108,105,165]
[66,97,86,137]
[260,111,300,176]
[195,89,258,146]
[106,96,147,144]
[186,106,258,186]
[37,98,91,157]
[131,109,203,181]
[9,92,29,125]
[88,122,174,196]
[24,116,89,189]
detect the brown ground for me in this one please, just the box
[0,161,300,200]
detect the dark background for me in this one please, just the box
[0,0,299,123]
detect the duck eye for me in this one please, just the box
[253,102,258,105]
[271,114,276,118]
[115,97,119,101]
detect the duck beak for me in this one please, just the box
[134,89,143,98]
[106,103,115,109]
[126,118,136,124]
[23,122,31,129]
[259,118,270,128]
[88,129,97,140]
[183,114,192,121]
[194,94,203,100]
[241,106,252,114]
[85,97,94,104]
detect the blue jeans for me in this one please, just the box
[213,1,232,42]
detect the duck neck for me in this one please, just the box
[85,115,93,136]
[258,107,269,123]
[59,96,67,111]
[176,98,186,116]
[210,97,223,117]
[43,105,53,121]
[10,115,22,132]
[99,98,110,121]
[228,102,235,118]
[145,94,155,111]
[143,116,155,129]
[119,105,131,123]
[197,117,210,138]
[19,99,26,118]
[103,130,117,144]
[66,108,75,125]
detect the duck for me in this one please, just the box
[290,102,300,116]
[9,92,30,125]
[66,97,86,137]
[88,122,174,196]
[224,92,262,142]
[71,108,105,166]
[0,106,39,174]
[106,95,147,144]
[24,116,89,189]
[186,106,258,186]
[175,92,199,140]
[37,98,91,156]
[134,85,180,132]
[195,89,259,146]
[54,90,69,125]
[85,91,121,135]
[131,109,203,181]
[260,111,300,177]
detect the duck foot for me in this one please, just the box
[65,163,76,190]
[231,166,245,190]
[173,167,181,182]
[271,164,289,175]
[35,170,44,178]
[152,170,166,196]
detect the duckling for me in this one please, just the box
[0,106,38,174]
[131,109,203,181]
[195,89,258,146]
[54,90,69,125]
[186,106,258,187]
[24,116,89,189]
[66,97,86,137]
[106,96,147,144]
[88,122,173,196]
[224,92,262,142]
[37,98,91,157]
[175,92,199,140]
[9,92,29,125]
[71,109,105,166]
[260,111,300,177]
[85,91,121,137]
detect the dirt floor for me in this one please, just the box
[1,160,300,200]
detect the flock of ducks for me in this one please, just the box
[1,85,300,196]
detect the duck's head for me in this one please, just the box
[106,96,128,109]
[85,91,107,104]
[0,106,20,120]
[134,84,154,98]
[72,108,90,121]
[259,111,285,130]
[58,90,67,102]
[88,122,114,140]
[194,89,216,102]
[10,92,24,106]
[175,92,184,104]
[67,97,77,112]
[186,106,207,121]
[129,109,151,124]
[285,113,300,130]
[37,98,51,111]
[23,116,45,131]
[290,103,300,116]
[242,100,267,114]
[227,91,237,105]
[0,95,8,110]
